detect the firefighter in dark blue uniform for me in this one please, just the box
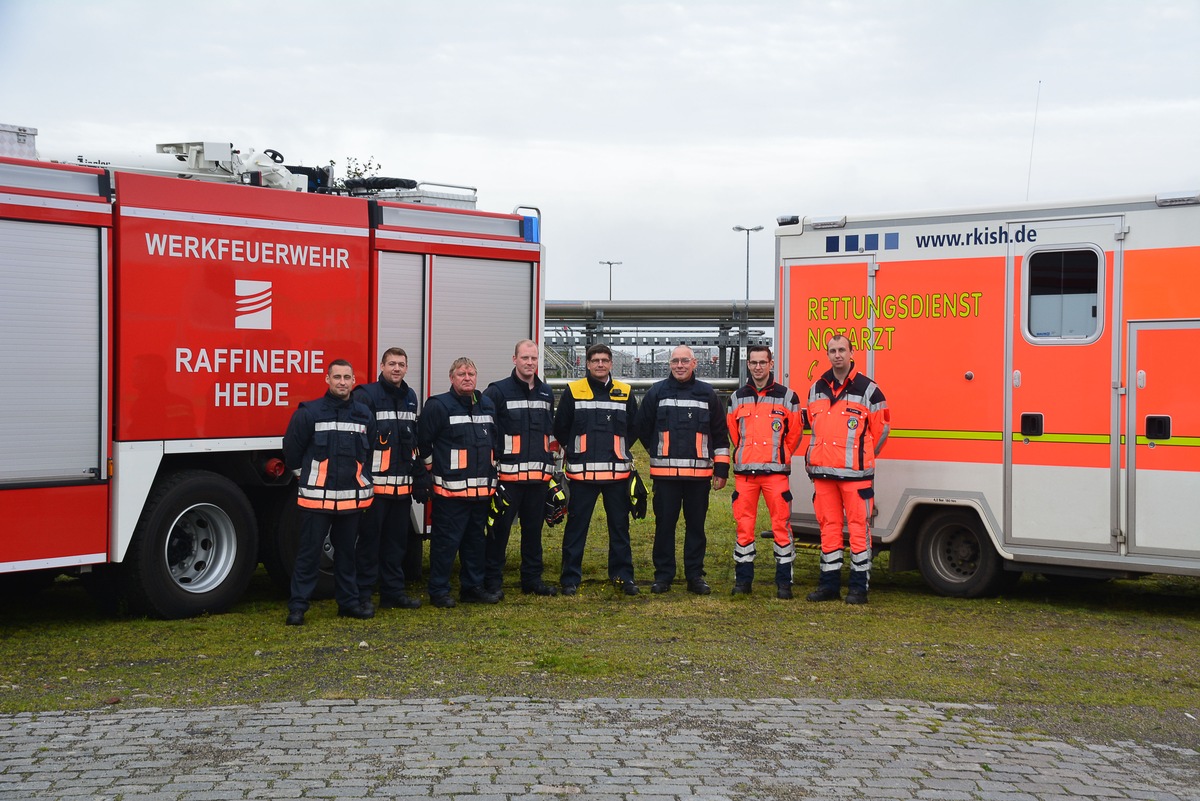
[553,343,640,596]
[636,344,730,595]
[483,340,559,597]
[417,357,502,608]
[352,347,427,610]
[282,359,376,625]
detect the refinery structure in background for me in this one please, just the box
[543,299,774,389]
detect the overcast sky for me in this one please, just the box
[2,0,1197,302]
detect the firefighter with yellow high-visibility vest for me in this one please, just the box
[553,343,640,596]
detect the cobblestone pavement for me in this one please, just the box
[1,697,1197,800]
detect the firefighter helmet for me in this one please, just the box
[544,474,568,527]
[486,481,512,536]
[628,469,648,520]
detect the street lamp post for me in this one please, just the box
[732,225,763,383]
[599,260,623,301]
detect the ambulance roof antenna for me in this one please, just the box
[1025,80,1042,201]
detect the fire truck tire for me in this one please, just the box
[261,498,336,600]
[915,509,1010,598]
[123,470,259,619]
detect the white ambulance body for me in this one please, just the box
[0,136,544,617]
[775,191,1200,596]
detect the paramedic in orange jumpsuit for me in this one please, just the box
[726,345,803,598]
[803,335,889,605]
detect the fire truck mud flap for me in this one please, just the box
[915,509,1020,598]
[123,470,259,618]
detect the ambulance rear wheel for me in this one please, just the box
[916,509,1009,598]
[123,470,259,619]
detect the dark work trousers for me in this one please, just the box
[559,479,633,589]
[355,494,414,604]
[651,478,711,584]
[484,481,549,592]
[290,509,360,613]
[427,497,488,599]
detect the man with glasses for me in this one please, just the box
[727,345,803,598]
[553,343,640,596]
[636,344,730,595]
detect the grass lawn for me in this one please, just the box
[2,470,1199,750]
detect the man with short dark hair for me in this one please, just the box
[282,359,376,625]
[418,357,502,608]
[803,335,890,605]
[636,344,729,595]
[554,343,640,596]
[484,340,559,597]
[353,347,425,610]
[727,345,803,598]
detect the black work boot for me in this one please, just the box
[806,586,840,602]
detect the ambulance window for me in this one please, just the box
[1026,249,1100,340]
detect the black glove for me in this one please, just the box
[412,468,432,504]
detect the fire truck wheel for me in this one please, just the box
[123,471,259,619]
[261,497,336,600]
[916,509,1010,598]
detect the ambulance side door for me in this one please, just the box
[1126,320,1200,558]
[1006,216,1122,551]
[777,255,873,534]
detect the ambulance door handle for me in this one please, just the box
[1146,416,1171,441]
[1012,370,1022,388]
[1136,369,1146,389]
[1020,413,1043,438]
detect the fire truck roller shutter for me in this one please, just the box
[0,219,103,484]
[121,470,259,618]
[428,256,535,390]
[376,251,429,581]
[377,251,426,401]
[915,508,1020,598]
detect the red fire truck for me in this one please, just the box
[0,133,544,617]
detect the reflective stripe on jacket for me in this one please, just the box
[352,375,419,496]
[283,392,375,513]
[637,374,730,480]
[417,389,499,499]
[803,363,889,481]
[556,376,635,482]
[727,375,803,474]
[484,370,556,483]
